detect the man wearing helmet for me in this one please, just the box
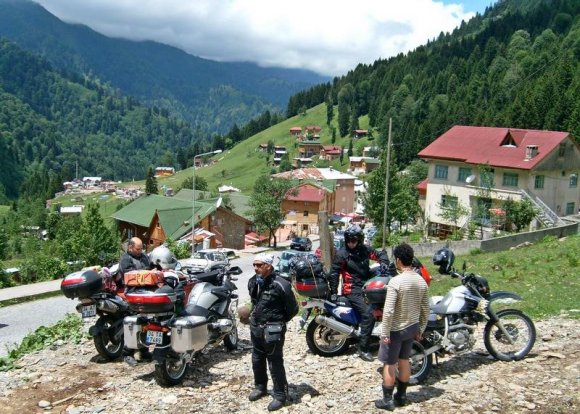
[329,225,390,361]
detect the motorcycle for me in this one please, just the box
[61,264,132,360]
[123,265,242,386]
[409,262,536,383]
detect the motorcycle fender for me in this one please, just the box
[489,291,522,305]
[153,347,168,364]
[88,324,102,337]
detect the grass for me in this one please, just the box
[421,234,580,320]
[0,313,87,371]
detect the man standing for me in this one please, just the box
[375,243,430,410]
[248,253,299,412]
[329,225,389,361]
[118,237,151,286]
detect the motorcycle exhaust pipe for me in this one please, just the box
[210,319,233,333]
[97,299,119,313]
[314,315,356,337]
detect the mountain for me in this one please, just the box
[0,38,205,200]
[0,0,329,133]
[287,0,579,165]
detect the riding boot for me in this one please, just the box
[394,380,409,407]
[374,385,395,410]
[248,384,268,401]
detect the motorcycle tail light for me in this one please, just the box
[126,293,173,305]
[143,323,170,332]
[61,275,86,286]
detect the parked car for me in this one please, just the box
[290,237,312,251]
[179,250,229,273]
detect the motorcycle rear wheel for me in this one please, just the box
[305,320,350,357]
[154,354,188,387]
[93,317,124,360]
[409,340,432,384]
[484,309,536,361]
[223,324,238,350]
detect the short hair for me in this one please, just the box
[393,243,414,267]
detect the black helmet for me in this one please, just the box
[344,225,363,245]
[432,248,455,274]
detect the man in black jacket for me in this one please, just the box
[247,253,299,412]
[329,225,390,361]
[118,237,151,287]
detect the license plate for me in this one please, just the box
[145,330,164,345]
[81,304,97,318]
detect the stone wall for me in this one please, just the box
[408,221,579,258]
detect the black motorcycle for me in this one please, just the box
[61,265,132,360]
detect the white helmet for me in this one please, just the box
[149,245,178,270]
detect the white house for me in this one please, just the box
[418,126,580,238]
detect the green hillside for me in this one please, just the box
[157,103,372,194]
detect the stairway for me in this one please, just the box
[520,190,564,227]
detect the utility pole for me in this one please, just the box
[381,118,392,250]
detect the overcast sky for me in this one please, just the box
[33,0,496,77]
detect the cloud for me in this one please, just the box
[33,0,479,76]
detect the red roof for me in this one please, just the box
[322,145,341,154]
[286,184,326,202]
[418,126,569,170]
[290,127,302,132]
[416,179,428,193]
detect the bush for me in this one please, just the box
[19,255,70,284]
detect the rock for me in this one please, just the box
[38,400,51,408]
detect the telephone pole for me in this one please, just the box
[381,118,392,249]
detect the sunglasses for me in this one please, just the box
[253,263,265,268]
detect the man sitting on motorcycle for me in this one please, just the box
[329,225,390,362]
[118,237,151,287]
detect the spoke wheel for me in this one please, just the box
[408,341,432,384]
[484,309,536,361]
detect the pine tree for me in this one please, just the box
[145,167,158,195]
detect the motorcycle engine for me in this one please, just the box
[448,329,475,352]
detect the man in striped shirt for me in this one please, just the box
[375,243,429,411]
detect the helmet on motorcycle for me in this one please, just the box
[344,225,363,246]
[432,248,455,274]
[149,245,178,270]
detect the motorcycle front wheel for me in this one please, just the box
[93,317,124,360]
[305,320,350,357]
[484,309,536,361]
[409,340,433,384]
[154,353,188,387]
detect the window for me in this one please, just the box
[566,202,575,215]
[441,194,458,208]
[435,165,448,180]
[534,175,544,189]
[303,211,309,217]
[502,173,519,187]
[458,167,472,183]
[558,143,566,157]
[570,174,578,188]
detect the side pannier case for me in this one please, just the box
[123,315,143,350]
[171,316,208,353]
[61,269,103,299]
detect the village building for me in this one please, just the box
[418,125,580,239]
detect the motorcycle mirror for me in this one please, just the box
[228,266,243,275]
